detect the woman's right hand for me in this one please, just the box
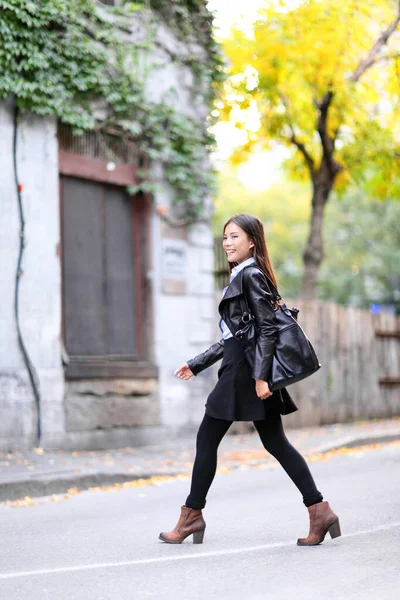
[174,363,194,380]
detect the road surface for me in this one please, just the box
[0,442,399,599]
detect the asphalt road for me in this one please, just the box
[0,442,399,600]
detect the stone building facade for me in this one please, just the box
[0,14,216,451]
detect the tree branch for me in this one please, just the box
[316,5,400,177]
[315,90,342,177]
[278,92,315,176]
[290,130,315,176]
[369,52,400,68]
[349,5,400,83]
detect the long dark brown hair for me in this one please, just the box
[223,213,280,296]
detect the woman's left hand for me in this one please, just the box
[255,379,273,400]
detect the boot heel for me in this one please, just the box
[193,529,205,544]
[328,520,341,539]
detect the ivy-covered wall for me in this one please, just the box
[0,0,222,223]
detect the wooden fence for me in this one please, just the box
[212,294,400,428]
[282,300,400,427]
[213,236,399,426]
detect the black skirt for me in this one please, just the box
[205,337,286,421]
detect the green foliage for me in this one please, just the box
[319,189,400,312]
[221,0,400,198]
[218,0,400,299]
[213,166,312,297]
[214,166,400,310]
[0,0,220,223]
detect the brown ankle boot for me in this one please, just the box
[159,505,206,544]
[297,501,341,546]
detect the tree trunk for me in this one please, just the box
[300,172,334,300]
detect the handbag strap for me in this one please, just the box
[245,265,283,302]
[240,266,283,320]
[263,274,282,303]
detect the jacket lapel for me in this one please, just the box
[218,268,246,315]
[221,272,243,301]
[220,263,258,301]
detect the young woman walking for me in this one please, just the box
[159,213,341,547]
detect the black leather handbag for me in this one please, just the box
[235,272,321,391]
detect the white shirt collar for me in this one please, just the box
[231,256,256,279]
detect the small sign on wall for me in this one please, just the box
[161,239,187,294]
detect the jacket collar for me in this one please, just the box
[230,256,256,278]
[219,262,257,304]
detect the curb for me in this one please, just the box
[1,430,399,503]
[0,472,174,503]
[301,430,400,456]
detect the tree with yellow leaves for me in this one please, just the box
[220,0,400,299]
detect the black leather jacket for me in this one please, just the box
[187,264,298,415]
[188,264,278,379]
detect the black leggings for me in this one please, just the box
[185,413,323,510]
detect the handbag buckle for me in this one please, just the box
[241,312,252,323]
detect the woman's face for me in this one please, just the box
[223,222,254,265]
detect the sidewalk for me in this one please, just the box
[1,417,400,502]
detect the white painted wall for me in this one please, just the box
[143,22,217,432]
[151,216,216,432]
[0,101,65,451]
